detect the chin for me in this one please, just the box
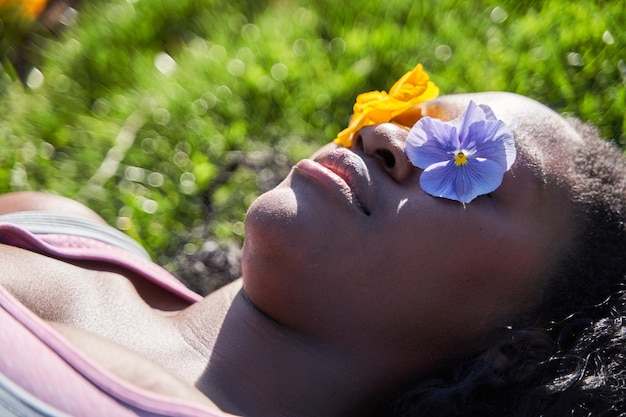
[242,182,315,277]
[240,186,310,327]
[243,173,344,259]
[244,186,298,259]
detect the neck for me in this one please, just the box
[176,280,399,417]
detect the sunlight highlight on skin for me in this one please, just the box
[396,197,409,213]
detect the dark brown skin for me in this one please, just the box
[0,93,576,417]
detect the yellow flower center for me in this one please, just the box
[333,64,439,147]
[454,151,468,166]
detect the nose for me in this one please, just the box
[352,123,415,182]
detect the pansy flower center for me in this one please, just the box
[454,151,469,166]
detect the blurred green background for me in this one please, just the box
[1,0,624,293]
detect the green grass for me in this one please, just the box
[1,0,624,280]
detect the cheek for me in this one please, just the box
[445,226,548,322]
[379,214,543,320]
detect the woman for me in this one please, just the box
[0,69,625,416]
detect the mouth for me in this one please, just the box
[293,148,372,215]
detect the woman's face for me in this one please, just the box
[242,92,575,370]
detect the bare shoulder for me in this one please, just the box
[0,192,106,223]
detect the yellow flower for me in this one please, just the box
[22,0,46,18]
[334,64,439,148]
[0,0,47,19]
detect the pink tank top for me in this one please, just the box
[0,222,235,417]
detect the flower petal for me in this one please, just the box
[354,91,388,111]
[466,120,516,170]
[419,158,506,203]
[389,64,430,99]
[406,117,458,168]
[419,160,460,200]
[452,158,506,203]
[456,101,489,143]
[478,103,498,121]
[333,64,439,147]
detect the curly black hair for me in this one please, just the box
[393,120,626,417]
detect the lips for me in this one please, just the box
[294,147,372,215]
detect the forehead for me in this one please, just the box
[423,92,580,134]
[421,92,583,177]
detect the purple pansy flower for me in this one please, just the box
[405,101,516,203]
